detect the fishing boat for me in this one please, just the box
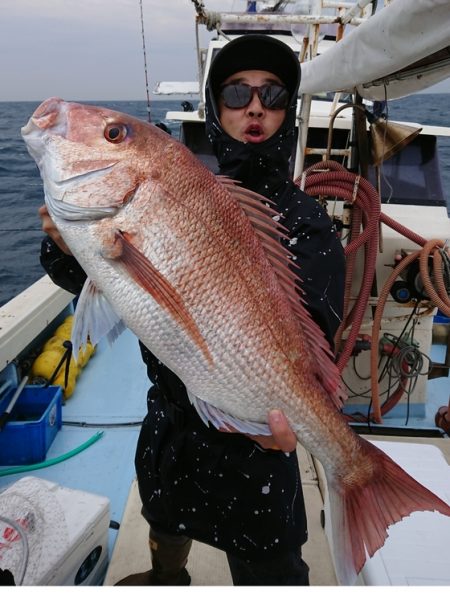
[1,0,449,587]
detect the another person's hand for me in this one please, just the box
[38,205,72,255]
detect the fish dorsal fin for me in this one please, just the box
[72,278,126,360]
[219,176,345,410]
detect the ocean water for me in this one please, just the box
[0,95,449,307]
[0,99,181,307]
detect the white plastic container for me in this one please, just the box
[359,441,450,586]
[0,476,110,585]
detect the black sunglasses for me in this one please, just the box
[220,83,290,110]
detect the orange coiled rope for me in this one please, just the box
[302,160,381,373]
[300,160,450,423]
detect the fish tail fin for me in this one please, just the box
[326,439,450,585]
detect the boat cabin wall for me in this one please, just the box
[180,122,218,174]
[181,118,447,212]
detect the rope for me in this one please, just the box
[190,0,223,32]
[0,432,104,478]
[302,160,381,373]
[299,159,450,424]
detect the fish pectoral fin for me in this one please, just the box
[115,231,213,366]
[71,278,126,359]
[187,390,271,436]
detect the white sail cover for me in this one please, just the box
[300,0,450,100]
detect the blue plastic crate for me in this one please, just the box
[0,386,62,465]
[434,310,450,324]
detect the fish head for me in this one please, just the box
[21,97,170,222]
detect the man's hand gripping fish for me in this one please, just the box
[22,98,450,585]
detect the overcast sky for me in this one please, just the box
[1,0,449,102]
[0,0,223,102]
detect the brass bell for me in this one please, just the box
[369,117,422,166]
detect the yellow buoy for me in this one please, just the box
[31,348,79,391]
[53,369,77,399]
[31,349,66,380]
[30,315,96,400]
[77,341,96,368]
[43,336,67,353]
[54,322,73,340]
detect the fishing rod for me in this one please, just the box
[139,0,152,123]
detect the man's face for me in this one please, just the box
[218,70,287,144]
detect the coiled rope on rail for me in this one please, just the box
[302,160,381,373]
[190,0,223,31]
[299,160,450,423]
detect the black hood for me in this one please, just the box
[205,35,301,199]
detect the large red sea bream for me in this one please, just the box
[22,98,450,584]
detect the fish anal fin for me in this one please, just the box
[327,437,450,585]
[115,231,213,366]
[187,391,271,436]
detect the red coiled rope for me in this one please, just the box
[298,160,450,423]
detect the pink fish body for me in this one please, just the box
[22,98,450,584]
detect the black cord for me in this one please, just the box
[62,420,143,428]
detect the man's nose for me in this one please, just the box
[246,90,264,117]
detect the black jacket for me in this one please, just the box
[204,77,345,348]
[40,70,344,559]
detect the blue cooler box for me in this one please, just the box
[0,386,62,465]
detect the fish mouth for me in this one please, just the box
[21,98,69,169]
[21,98,123,221]
[21,97,67,138]
[24,97,65,133]
[53,162,118,186]
[243,122,265,143]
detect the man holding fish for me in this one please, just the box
[36,36,343,585]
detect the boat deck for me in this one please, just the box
[104,442,339,586]
[104,433,450,586]
[1,327,449,585]
[0,329,149,556]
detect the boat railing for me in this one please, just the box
[0,276,74,374]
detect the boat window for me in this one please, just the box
[303,127,352,170]
[180,122,219,173]
[302,128,447,211]
[367,135,447,208]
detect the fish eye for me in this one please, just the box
[104,123,128,144]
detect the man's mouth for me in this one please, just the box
[243,123,265,143]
